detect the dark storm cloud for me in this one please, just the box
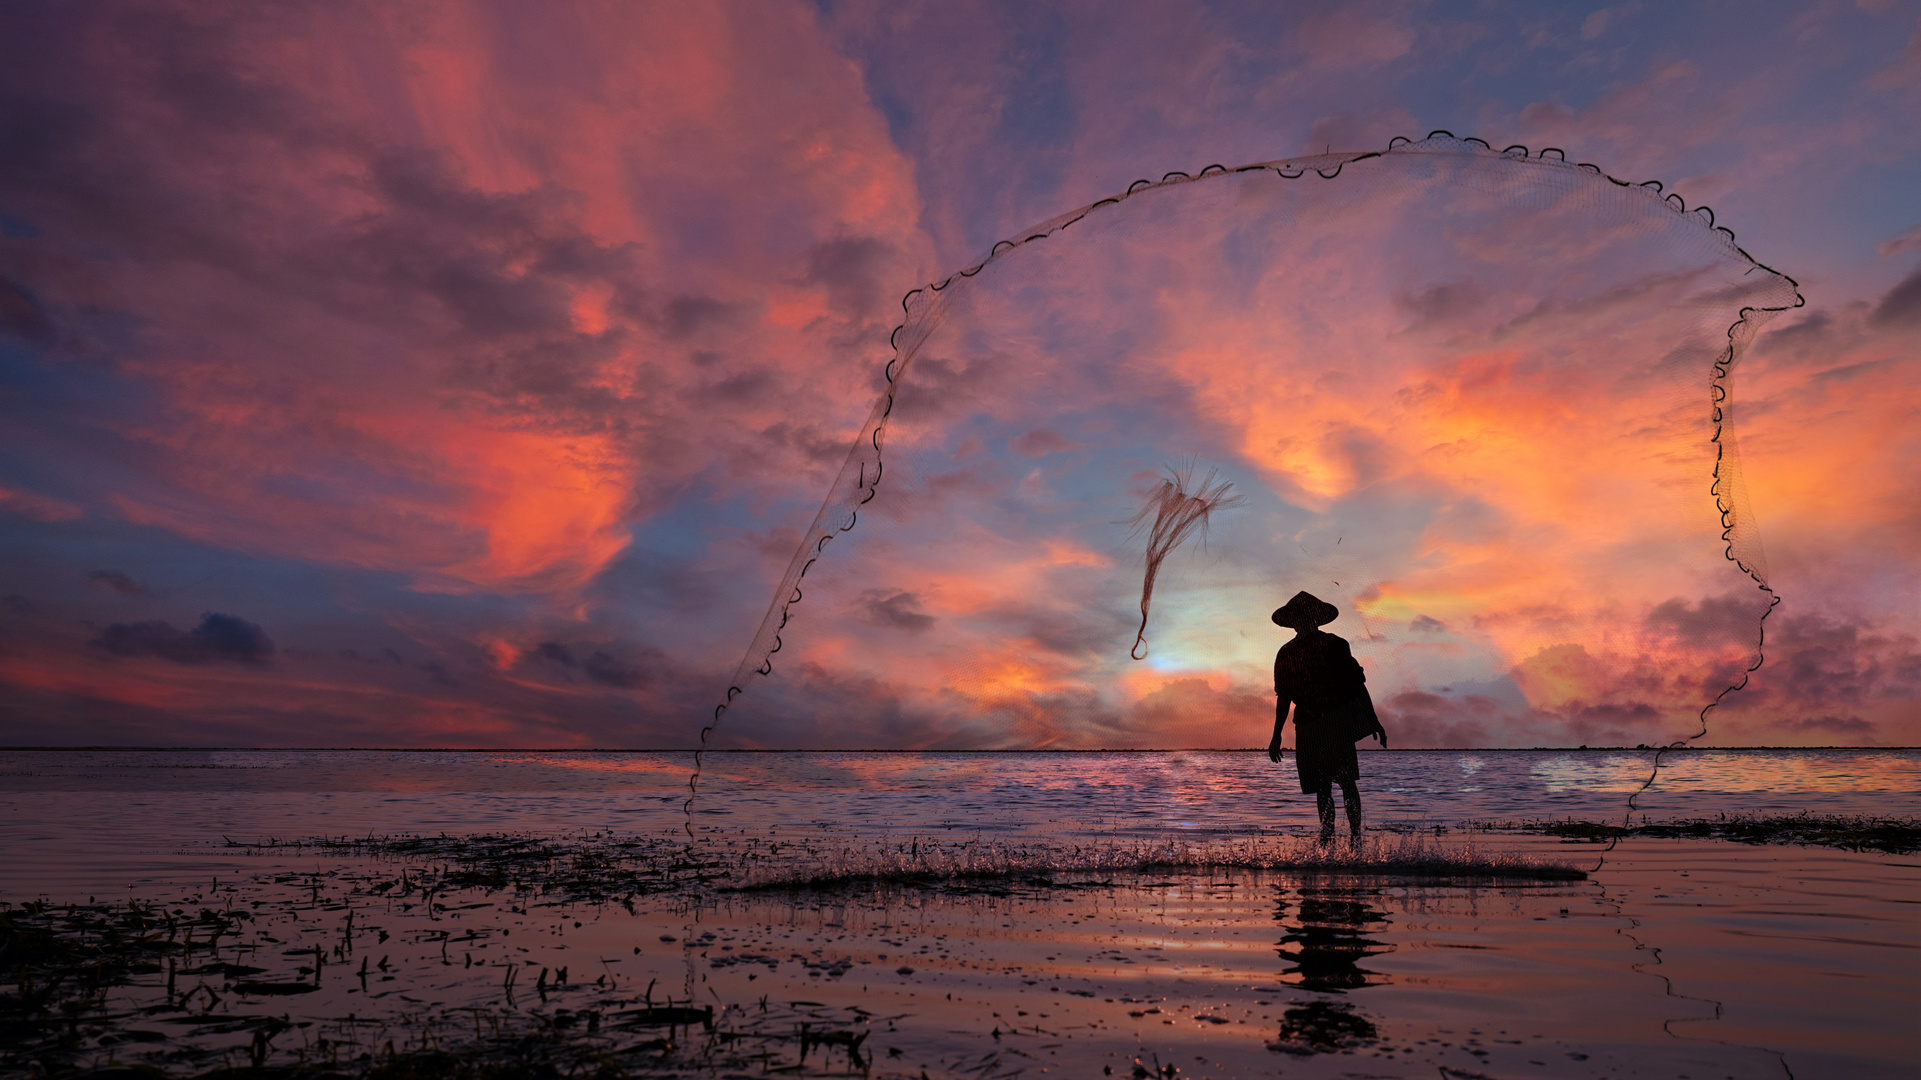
[1701,610,1921,741]
[862,589,936,633]
[1644,593,1767,639]
[1394,279,1490,330]
[1007,428,1080,457]
[1564,701,1660,726]
[1762,310,1833,351]
[582,650,650,689]
[1779,715,1873,737]
[91,612,275,665]
[1408,614,1446,634]
[0,8,655,417]
[528,639,654,689]
[660,295,745,340]
[1373,673,1661,748]
[2,15,661,427]
[1811,357,1901,385]
[708,364,777,405]
[87,569,146,596]
[1868,264,1921,330]
[892,353,1005,420]
[729,659,948,750]
[304,153,658,417]
[481,334,627,400]
[0,9,333,281]
[1377,691,1502,747]
[748,420,854,466]
[534,640,576,667]
[0,277,53,344]
[1015,607,1126,659]
[3,594,33,616]
[801,236,893,318]
[1760,612,1921,709]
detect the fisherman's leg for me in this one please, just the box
[1314,785,1336,843]
[1337,777,1363,838]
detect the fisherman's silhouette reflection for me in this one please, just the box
[1264,882,1392,1056]
[1273,883,1394,992]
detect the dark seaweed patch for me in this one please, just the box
[1,899,257,1074]
[221,833,715,905]
[226,831,1586,907]
[1472,813,1921,853]
[1,890,877,1080]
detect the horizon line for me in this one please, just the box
[1,745,1911,753]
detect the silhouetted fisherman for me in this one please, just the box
[1267,591,1387,843]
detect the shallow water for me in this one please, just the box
[3,841,1912,1079]
[2,748,1916,897]
[2,749,1917,1079]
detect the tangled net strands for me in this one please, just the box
[685,133,1802,832]
[1125,467,1246,660]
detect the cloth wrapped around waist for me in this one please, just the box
[1294,690,1381,745]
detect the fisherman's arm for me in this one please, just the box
[1270,654,1292,762]
[1269,700,1290,762]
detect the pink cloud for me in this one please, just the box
[0,486,82,522]
[1,2,926,592]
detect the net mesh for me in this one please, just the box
[696,134,1800,762]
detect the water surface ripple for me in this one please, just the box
[3,748,1915,898]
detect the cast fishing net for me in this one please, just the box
[697,134,1799,762]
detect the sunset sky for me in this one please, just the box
[1,1,1915,749]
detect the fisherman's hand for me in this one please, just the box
[1374,730,1389,749]
[1267,742,1283,763]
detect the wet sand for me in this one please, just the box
[4,834,1912,1079]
